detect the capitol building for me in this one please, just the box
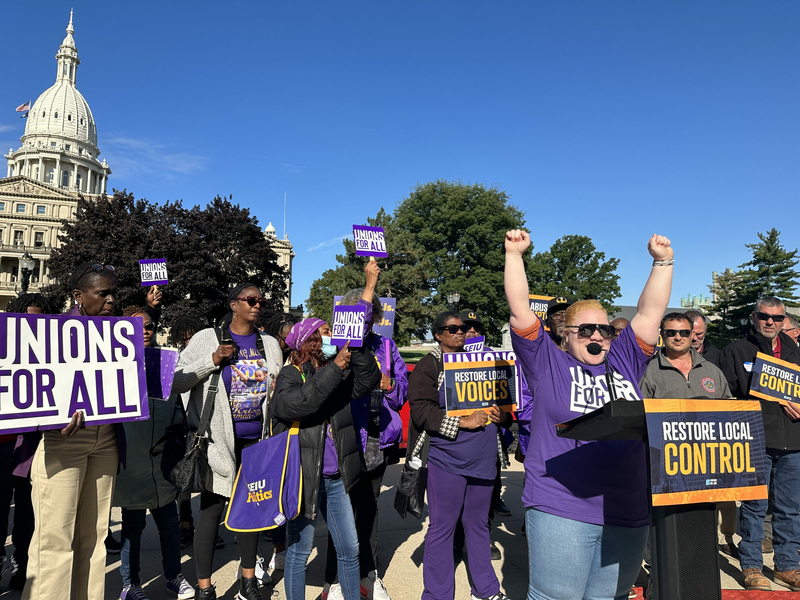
[1,12,294,311]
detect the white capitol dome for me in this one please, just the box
[5,10,110,193]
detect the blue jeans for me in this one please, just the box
[120,501,182,587]
[285,476,360,600]
[739,448,800,572]
[526,508,648,600]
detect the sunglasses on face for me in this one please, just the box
[236,296,268,308]
[663,329,691,338]
[439,324,469,335]
[566,323,616,340]
[143,322,155,332]
[755,312,785,323]
[77,263,116,283]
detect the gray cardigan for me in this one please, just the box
[172,327,283,497]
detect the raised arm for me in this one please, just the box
[504,229,537,331]
[629,234,674,347]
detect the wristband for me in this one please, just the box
[652,259,674,267]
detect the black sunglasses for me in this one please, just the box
[143,322,155,332]
[236,296,268,308]
[755,312,785,323]
[663,329,691,338]
[76,263,116,284]
[438,324,469,335]
[566,323,616,340]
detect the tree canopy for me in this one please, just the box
[306,180,621,346]
[45,191,288,329]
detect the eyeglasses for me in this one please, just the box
[566,324,616,340]
[755,312,785,323]
[438,324,469,334]
[663,329,691,338]
[143,322,155,332]
[236,297,268,308]
[76,263,116,284]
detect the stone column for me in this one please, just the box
[5,163,10,178]
[101,173,107,194]
[55,157,61,187]
[38,157,43,182]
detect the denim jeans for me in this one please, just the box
[526,508,648,600]
[120,501,182,587]
[739,448,800,572]
[285,476,360,600]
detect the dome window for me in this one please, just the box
[67,114,72,121]
[54,112,58,119]
[80,118,84,125]
[42,111,46,117]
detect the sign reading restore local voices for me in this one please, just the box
[0,314,148,434]
[749,352,800,405]
[644,398,768,507]
[443,351,520,416]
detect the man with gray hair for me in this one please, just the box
[783,314,800,346]
[721,297,800,591]
[684,309,722,369]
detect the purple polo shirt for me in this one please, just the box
[511,321,654,528]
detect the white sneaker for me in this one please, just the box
[268,550,286,572]
[236,555,272,586]
[328,583,345,600]
[361,571,391,600]
[471,593,512,600]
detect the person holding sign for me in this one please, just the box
[720,297,800,592]
[408,311,513,600]
[504,230,672,600]
[270,313,381,600]
[172,284,283,600]
[23,263,122,600]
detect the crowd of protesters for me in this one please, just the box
[1,230,800,600]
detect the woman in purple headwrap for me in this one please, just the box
[270,266,382,600]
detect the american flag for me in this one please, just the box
[15,101,31,112]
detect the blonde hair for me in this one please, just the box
[565,300,607,326]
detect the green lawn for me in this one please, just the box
[399,349,429,364]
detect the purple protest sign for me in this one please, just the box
[463,336,485,352]
[0,314,149,434]
[145,348,179,400]
[353,225,387,258]
[139,258,169,286]
[331,304,368,348]
[334,296,396,339]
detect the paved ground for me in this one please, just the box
[0,459,774,600]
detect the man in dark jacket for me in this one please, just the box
[720,297,800,592]
[684,309,723,369]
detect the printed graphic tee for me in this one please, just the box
[223,331,269,439]
[511,323,653,528]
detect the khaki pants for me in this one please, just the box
[717,501,738,545]
[23,425,118,600]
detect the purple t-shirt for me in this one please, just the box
[511,323,653,528]
[223,331,268,439]
[322,423,340,477]
[428,381,498,481]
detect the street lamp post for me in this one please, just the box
[19,252,35,295]
[447,292,461,313]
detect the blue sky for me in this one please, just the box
[2,1,798,310]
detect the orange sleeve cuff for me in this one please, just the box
[635,335,656,356]
[512,320,541,341]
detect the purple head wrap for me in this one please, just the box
[285,318,326,351]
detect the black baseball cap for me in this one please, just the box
[546,296,574,316]
[459,311,483,327]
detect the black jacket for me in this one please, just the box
[700,339,723,370]
[720,329,800,450]
[270,345,381,518]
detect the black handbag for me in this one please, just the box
[393,430,429,519]
[166,372,219,494]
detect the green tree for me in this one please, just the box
[526,235,621,311]
[45,191,287,329]
[705,268,744,347]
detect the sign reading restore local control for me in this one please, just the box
[644,398,768,506]
[749,352,800,405]
[0,313,148,434]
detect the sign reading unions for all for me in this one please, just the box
[443,351,520,416]
[352,225,388,258]
[330,304,368,348]
[0,314,148,434]
[644,398,768,507]
[139,258,169,286]
[334,296,396,339]
[749,352,800,405]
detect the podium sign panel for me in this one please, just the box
[644,398,768,507]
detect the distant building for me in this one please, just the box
[680,293,713,309]
[263,221,295,312]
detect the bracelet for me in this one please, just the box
[652,259,674,267]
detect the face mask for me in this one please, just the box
[321,336,338,359]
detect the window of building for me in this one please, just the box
[16,204,25,214]
[61,170,70,188]
[76,173,82,191]
[42,111,46,117]
[54,112,58,119]
[50,142,56,147]
[78,148,83,155]
[0,202,5,211]
[36,206,46,215]
[65,144,71,151]
[67,114,72,121]
[47,169,54,184]
[34,232,44,247]
[13,231,24,246]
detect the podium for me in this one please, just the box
[558,400,721,600]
